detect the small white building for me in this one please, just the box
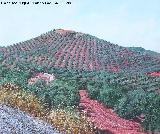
[28,73,56,85]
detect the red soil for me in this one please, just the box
[66,42,78,69]
[79,90,146,134]
[83,48,88,67]
[147,72,160,77]
[54,44,68,67]
[93,41,99,70]
[88,60,93,70]
[78,45,85,70]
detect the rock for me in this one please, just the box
[0,104,63,134]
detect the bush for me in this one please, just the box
[99,85,123,107]
[0,81,95,134]
[47,108,95,134]
[114,89,147,119]
[87,81,102,100]
[1,67,30,90]
[0,86,45,117]
[28,78,80,109]
[142,93,160,133]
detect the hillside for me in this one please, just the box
[128,47,160,59]
[0,29,160,134]
[0,29,160,75]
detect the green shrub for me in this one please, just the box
[114,89,147,119]
[86,81,103,100]
[28,78,80,109]
[99,85,123,107]
[142,93,160,133]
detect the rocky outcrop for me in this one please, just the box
[0,104,63,134]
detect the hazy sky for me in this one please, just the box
[0,0,159,52]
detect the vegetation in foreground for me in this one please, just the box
[0,83,95,134]
[0,55,160,133]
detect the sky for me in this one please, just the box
[0,0,160,53]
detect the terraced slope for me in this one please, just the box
[0,29,160,76]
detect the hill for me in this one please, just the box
[0,29,160,75]
[0,29,160,134]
